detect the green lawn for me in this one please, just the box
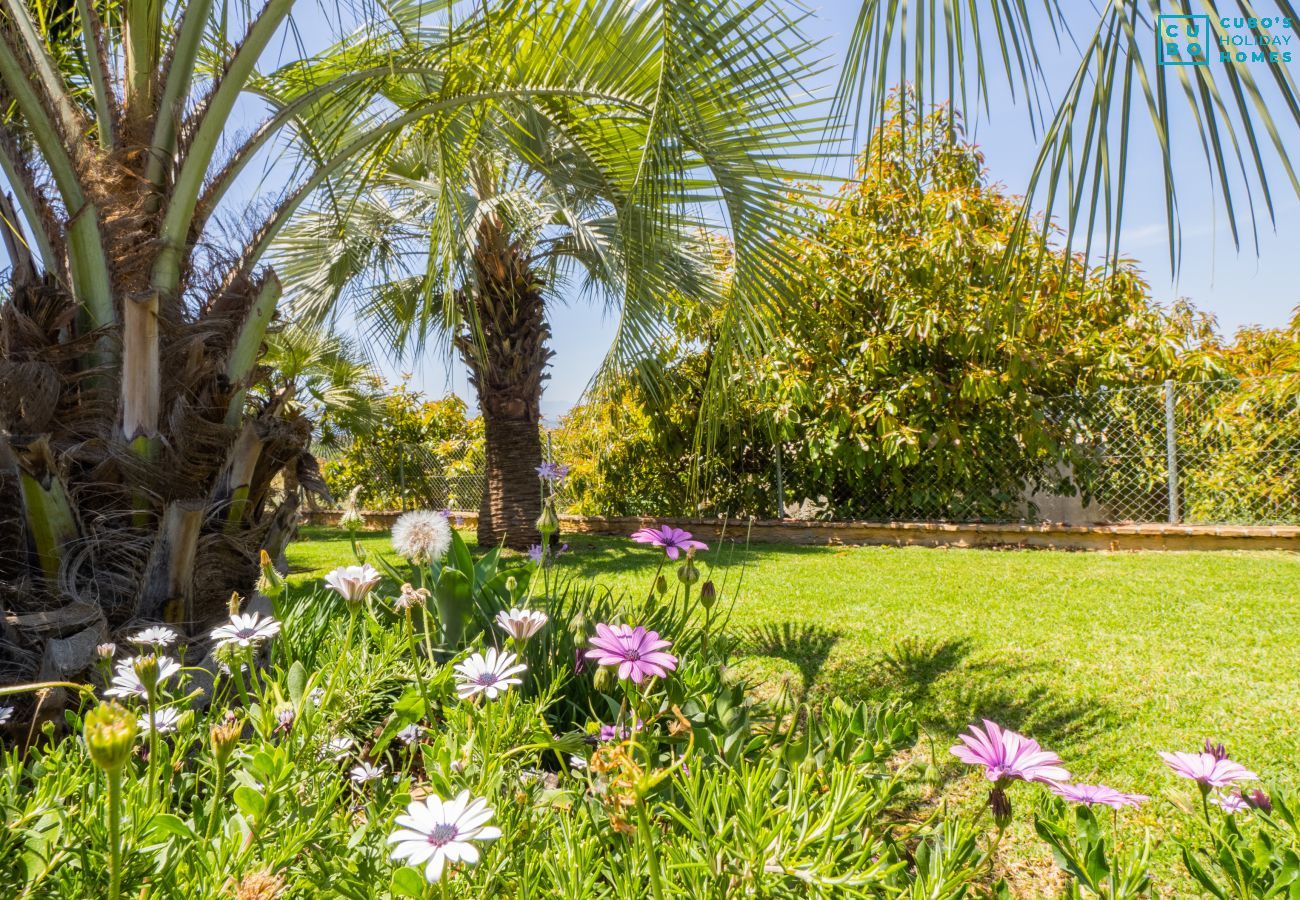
[288,525,1300,891]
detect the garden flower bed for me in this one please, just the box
[1,517,1297,897]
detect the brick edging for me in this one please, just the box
[303,510,1299,551]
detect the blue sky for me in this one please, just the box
[370,0,1300,416]
[14,2,1296,417]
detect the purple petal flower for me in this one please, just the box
[535,462,569,484]
[528,544,544,563]
[585,623,678,684]
[597,722,641,742]
[629,526,708,560]
[1159,751,1258,787]
[1050,783,1148,809]
[1214,792,1251,814]
[950,720,1070,785]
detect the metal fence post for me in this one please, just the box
[1164,380,1180,524]
[773,438,785,519]
[398,454,406,512]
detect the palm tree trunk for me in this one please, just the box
[457,226,552,550]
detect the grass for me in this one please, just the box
[289,525,1300,892]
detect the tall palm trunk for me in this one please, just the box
[456,223,551,550]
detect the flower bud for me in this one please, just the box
[989,787,1012,830]
[505,576,518,594]
[699,580,717,608]
[654,574,668,596]
[593,665,615,692]
[85,702,137,773]
[275,705,296,735]
[536,498,560,538]
[210,718,241,764]
[227,590,242,616]
[1244,788,1273,812]
[133,654,160,696]
[676,558,699,586]
[256,549,286,599]
[96,643,116,661]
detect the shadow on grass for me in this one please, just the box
[741,629,1109,756]
[737,622,841,705]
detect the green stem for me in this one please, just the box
[406,610,432,718]
[107,767,123,900]
[637,800,665,900]
[145,697,159,806]
[205,757,227,841]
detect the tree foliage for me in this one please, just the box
[322,386,484,513]
[556,99,1219,521]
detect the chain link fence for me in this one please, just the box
[325,375,1300,526]
[321,438,487,513]
[776,375,1299,526]
[1066,376,1300,525]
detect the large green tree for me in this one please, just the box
[274,0,817,548]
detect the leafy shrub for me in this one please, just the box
[322,386,485,511]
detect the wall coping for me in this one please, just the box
[304,510,1299,551]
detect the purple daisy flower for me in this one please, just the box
[535,462,569,484]
[950,720,1070,785]
[597,722,641,742]
[1159,751,1257,787]
[629,526,708,560]
[1050,783,1148,809]
[585,623,678,684]
[1214,792,1251,814]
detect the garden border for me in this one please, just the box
[304,511,1300,551]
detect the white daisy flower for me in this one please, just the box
[130,625,179,649]
[323,564,382,606]
[105,656,180,700]
[391,510,452,564]
[349,761,386,785]
[0,706,12,725]
[308,687,325,707]
[210,612,281,650]
[569,754,587,770]
[494,607,548,642]
[453,648,525,701]
[321,736,355,761]
[137,706,182,735]
[396,724,422,745]
[388,791,501,883]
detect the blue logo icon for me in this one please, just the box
[1158,14,1212,65]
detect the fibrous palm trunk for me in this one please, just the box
[0,0,327,682]
[456,222,551,550]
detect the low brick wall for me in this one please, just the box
[304,510,1300,551]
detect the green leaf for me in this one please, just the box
[449,527,474,581]
[233,787,267,821]
[287,660,307,705]
[372,685,427,757]
[390,866,427,897]
[146,813,195,842]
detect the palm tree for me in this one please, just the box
[0,0,432,668]
[0,0,812,670]
[275,1,820,549]
[840,3,1300,274]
